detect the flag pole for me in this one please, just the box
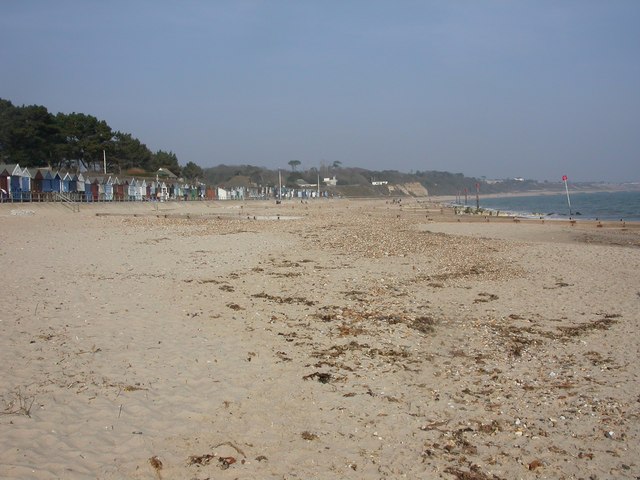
[562,175,572,217]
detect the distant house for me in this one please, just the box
[217,187,229,200]
[323,176,338,186]
[296,179,318,188]
[156,168,178,180]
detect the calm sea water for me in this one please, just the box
[468,191,640,222]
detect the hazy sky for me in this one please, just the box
[1,1,639,182]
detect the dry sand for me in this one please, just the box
[1,198,639,479]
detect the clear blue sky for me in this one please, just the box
[2,1,639,182]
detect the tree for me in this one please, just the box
[150,150,180,174]
[182,161,204,181]
[110,131,153,173]
[288,159,301,172]
[0,99,13,159]
[0,101,63,167]
[332,160,342,169]
[0,98,186,175]
[56,112,114,171]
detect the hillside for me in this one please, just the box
[202,164,573,197]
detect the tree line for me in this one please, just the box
[0,98,205,179]
[1,98,552,194]
[199,162,546,195]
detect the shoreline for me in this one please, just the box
[427,189,640,223]
[2,197,639,227]
[430,184,640,202]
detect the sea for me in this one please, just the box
[463,190,640,222]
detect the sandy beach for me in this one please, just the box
[1,198,638,479]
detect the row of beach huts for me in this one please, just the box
[0,163,329,203]
[0,163,208,202]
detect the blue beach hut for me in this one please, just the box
[103,176,113,201]
[61,172,72,193]
[84,176,93,201]
[41,170,54,193]
[51,171,62,193]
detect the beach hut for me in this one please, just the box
[40,169,54,194]
[83,176,96,201]
[111,176,120,190]
[120,179,129,201]
[0,164,23,200]
[0,163,22,200]
[170,182,181,200]
[83,176,93,201]
[128,178,138,201]
[10,166,28,201]
[99,178,106,201]
[217,187,229,200]
[73,173,85,200]
[61,172,72,193]
[10,170,21,200]
[154,181,167,201]
[91,178,101,201]
[20,167,32,200]
[0,165,11,199]
[113,177,125,201]
[51,171,63,193]
[103,176,114,201]
[28,168,45,199]
[137,179,146,201]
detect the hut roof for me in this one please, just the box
[0,163,22,176]
[156,168,178,179]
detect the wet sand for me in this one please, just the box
[1,198,639,479]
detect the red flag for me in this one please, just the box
[562,175,568,181]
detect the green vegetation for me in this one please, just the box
[199,164,553,196]
[1,97,563,195]
[0,98,180,176]
[288,159,301,171]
